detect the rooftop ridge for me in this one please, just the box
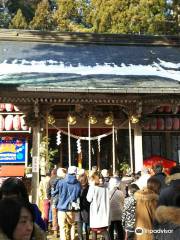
[0,29,180,46]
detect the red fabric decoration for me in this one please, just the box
[143,155,176,174]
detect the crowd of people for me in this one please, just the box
[0,164,179,240]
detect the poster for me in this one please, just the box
[0,137,27,163]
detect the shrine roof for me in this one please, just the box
[0,30,180,94]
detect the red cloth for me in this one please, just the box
[143,155,176,174]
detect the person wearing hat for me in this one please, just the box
[53,165,81,240]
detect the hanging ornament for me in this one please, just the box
[115,129,118,142]
[92,147,94,155]
[48,114,55,125]
[56,131,61,145]
[98,137,101,152]
[77,139,81,154]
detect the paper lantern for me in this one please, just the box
[14,105,20,112]
[0,115,5,131]
[13,115,21,130]
[165,117,173,130]
[150,118,157,130]
[0,104,5,112]
[5,115,13,130]
[20,115,28,130]
[164,106,171,113]
[5,103,14,112]
[157,118,165,130]
[143,119,150,130]
[157,106,164,113]
[172,117,179,130]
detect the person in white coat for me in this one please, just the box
[109,177,125,240]
[87,172,110,240]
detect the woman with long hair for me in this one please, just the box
[77,171,90,240]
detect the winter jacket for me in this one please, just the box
[158,173,180,206]
[39,176,50,200]
[109,187,124,221]
[0,223,46,240]
[32,203,46,231]
[53,173,81,211]
[79,185,90,223]
[134,173,151,189]
[87,184,110,228]
[122,195,136,232]
[153,172,167,189]
[134,188,159,240]
[153,205,180,240]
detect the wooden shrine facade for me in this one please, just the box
[0,30,180,203]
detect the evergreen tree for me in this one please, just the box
[0,11,11,28]
[53,0,82,31]
[6,0,35,21]
[9,8,28,29]
[172,0,180,33]
[30,0,54,30]
[87,0,166,34]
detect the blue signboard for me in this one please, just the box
[0,137,27,163]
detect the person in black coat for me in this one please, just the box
[154,190,180,240]
[152,164,166,189]
[77,172,90,240]
[158,165,180,206]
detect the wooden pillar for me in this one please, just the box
[128,120,134,173]
[31,101,41,204]
[112,125,115,174]
[134,123,143,173]
[31,120,40,204]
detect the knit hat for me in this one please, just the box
[109,177,120,190]
[68,166,77,175]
